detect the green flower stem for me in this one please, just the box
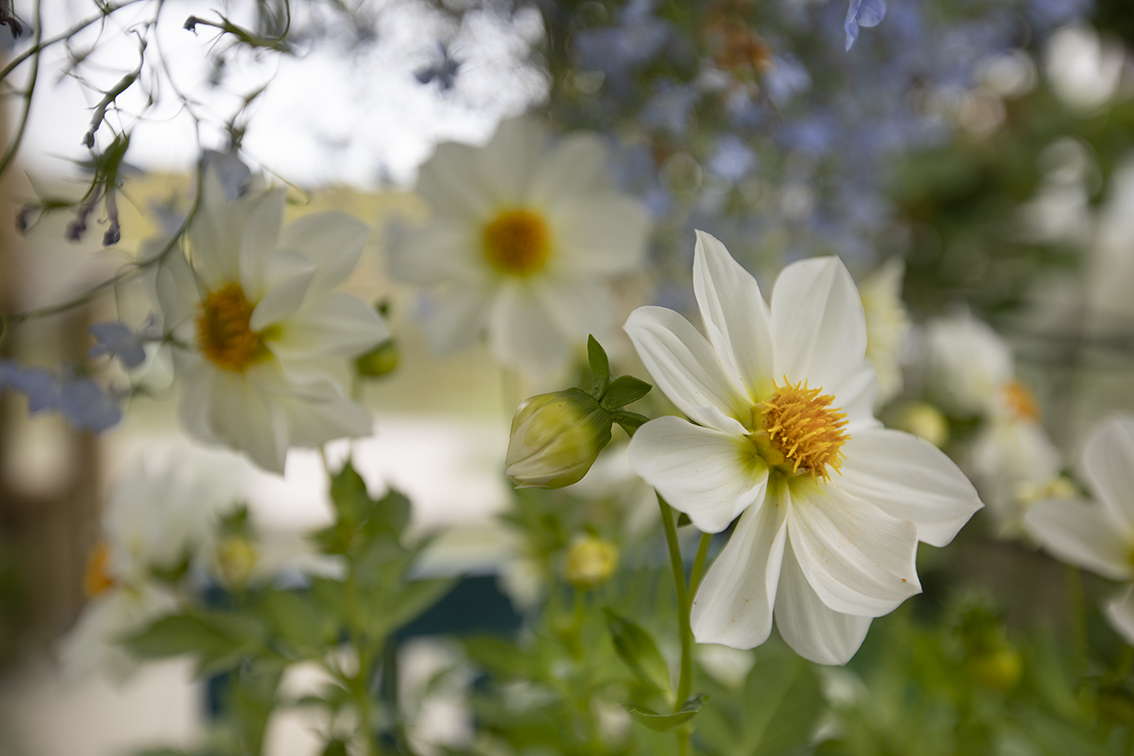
[657,494,693,756]
[1066,565,1088,675]
[689,533,713,598]
[345,560,377,756]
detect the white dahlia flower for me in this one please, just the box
[626,231,982,665]
[157,171,388,473]
[388,117,650,375]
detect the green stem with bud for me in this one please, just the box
[658,494,693,756]
[690,533,713,598]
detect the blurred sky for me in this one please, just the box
[22,0,547,187]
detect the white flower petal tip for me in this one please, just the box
[1024,498,1134,581]
[1083,413,1134,531]
[159,180,383,473]
[1105,587,1134,646]
[389,116,649,374]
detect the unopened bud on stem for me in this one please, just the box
[505,388,612,489]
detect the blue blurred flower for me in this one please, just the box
[845,0,887,51]
[574,0,671,97]
[763,55,812,106]
[0,360,121,433]
[88,322,148,369]
[643,80,698,135]
[707,135,757,183]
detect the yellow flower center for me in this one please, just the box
[196,283,268,372]
[483,209,550,276]
[751,378,849,483]
[83,541,115,598]
[1002,379,1039,422]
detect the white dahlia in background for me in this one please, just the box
[1026,415,1134,644]
[157,171,388,473]
[925,313,1062,535]
[388,117,651,375]
[625,231,983,665]
[59,455,242,681]
[858,256,909,409]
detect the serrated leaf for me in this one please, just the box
[611,410,650,437]
[603,608,671,694]
[587,335,613,398]
[329,461,372,526]
[122,611,263,675]
[601,375,652,410]
[624,693,709,732]
[261,590,328,654]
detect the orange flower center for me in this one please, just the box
[755,378,850,483]
[483,209,550,276]
[1003,379,1039,422]
[83,542,115,598]
[196,283,268,372]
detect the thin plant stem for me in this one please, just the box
[0,0,41,180]
[689,533,713,598]
[657,493,693,756]
[1066,564,1088,675]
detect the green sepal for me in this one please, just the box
[600,375,652,410]
[603,608,672,694]
[611,410,651,437]
[624,693,709,732]
[587,335,613,399]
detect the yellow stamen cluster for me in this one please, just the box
[83,541,115,598]
[196,283,267,372]
[483,209,550,276]
[1003,379,1039,422]
[759,378,849,482]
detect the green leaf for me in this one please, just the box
[587,335,613,398]
[603,608,672,694]
[362,488,411,539]
[122,611,264,675]
[375,577,457,635]
[464,635,533,678]
[329,461,372,526]
[601,375,652,410]
[625,693,709,732]
[320,740,349,756]
[261,590,329,654]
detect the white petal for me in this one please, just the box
[477,117,545,204]
[205,369,289,473]
[787,480,921,617]
[774,540,873,665]
[1105,588,1134,646]
[423,284,495,355]
[1084,414,1134,531]
[387,220,483,286]
[535,276,614,340]
[834,361,882,432]
[628,416,768,533]
[250,266,314,331]
[238,189,286,290]
[624,306,750,434]
[549,195,650,275]
[690,496,787,648]
[528,132,611,206]
[278,212,369,294]
[1024,499,1134,581]
[488,280,569,373]
[274,385,374,447]
[416,142,498,222]
[155,249,201,329]
[271,292,388,360]
[771,257,868,394]
[188,170,241,287]
[837,428,983,547]
[692,231,775,403]
[176,354,218,444]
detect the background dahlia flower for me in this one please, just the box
[388,117,651,375]
[626,231,983,665]
[157,171,388,473]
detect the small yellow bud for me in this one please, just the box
[213,535,257,589]
[965,645,1023,691]
[893,401,949,448]
[505,388,612,489]
[564,535,619,590]
[355,339,398,378]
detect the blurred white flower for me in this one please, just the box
[59,455,243,681]
[388,117,651,375]
[1045,23,1124,112]
[925,312,1063,535]
[1026,414,1134,644]
[626,232,982,665]
[157,171,388,473]
[858,257,909,408]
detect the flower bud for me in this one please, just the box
[893,401,949,448]
[965,644,1022,691]
[565,535,619,590]
[213,534,258,589]
[505,388,612,489]
[355,339,398,378]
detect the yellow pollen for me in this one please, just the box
[483,209,550,276]
[196,283,268,372]
[1003,379,1039,422]
[759,378,850,483]
[83,542,115,598]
